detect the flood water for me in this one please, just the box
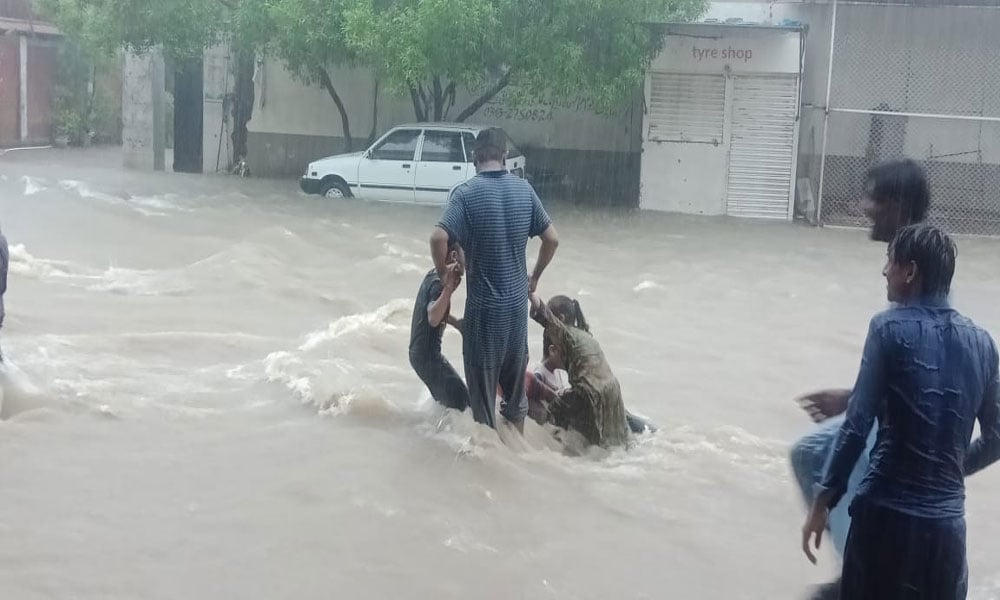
[1,148,999,599]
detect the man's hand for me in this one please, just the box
[529,274,540,294]
[447,316,464,333]
[528,292,542,311]
[801,500,829,565]
[442,261,463,292]
[796,389,852,423]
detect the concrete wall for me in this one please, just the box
[0,36,18,145]
[246,59,642,202]
[202,44,234,173]
[25,39,56,142]
[122,50,166,171]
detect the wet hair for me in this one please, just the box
[473,128,507,164]
[888,223,956,298]
[547,295,590,333]
[864,159,931,224]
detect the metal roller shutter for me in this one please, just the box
[648,72,726,145]
[726,75,799,219]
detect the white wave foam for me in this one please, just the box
[382,242,422,260]
[128,193,188,213]
[395,263,426,275]
[299,299,410,351]
[22,175,46,196]
[59,180,184,216]
[86,265,192,296]
[0,359,53,420]
[633,280,663,293]
[8,244,72,278]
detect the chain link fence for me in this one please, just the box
[817,2,1000,236]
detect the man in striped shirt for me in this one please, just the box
[431,128,559,431]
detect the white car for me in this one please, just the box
[299,123,527,205]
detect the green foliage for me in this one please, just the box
[51,39,123,145]
[36,0,228,60]
[40,0,707,142]
[342,0,707,120]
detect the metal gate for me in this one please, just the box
[647,72,726,145]
[726,75,800,219]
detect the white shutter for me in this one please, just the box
[648,72,726,144]
[726,76,799,219]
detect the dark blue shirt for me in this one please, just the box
[438,171,551,368]
[820,300,1000,519]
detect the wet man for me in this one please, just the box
[790,159,931,599]
[409,244,469,411]
[802,223,1000,599]
[430,128,559,431]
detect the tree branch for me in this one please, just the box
[455,69,514,123]
[317,67,353,151]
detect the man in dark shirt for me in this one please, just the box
[409,245,469,411]
[431,128,559,431]
[790,159,931,599]
[802,224,1000,599]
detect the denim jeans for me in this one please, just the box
[790,415,877,556]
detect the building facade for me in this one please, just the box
[640,23,804,218]
[0,0,60,147]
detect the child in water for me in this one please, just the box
[525,341,569,424]
[529,293,654,448]
[526,295,655,439]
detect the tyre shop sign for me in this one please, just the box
[692,45,753,63]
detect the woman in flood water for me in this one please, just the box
[528,293,629,448]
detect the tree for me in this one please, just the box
[341,0,706,122]
[40,0,262,160]
[255,0,361,151]
[38,0,229,60]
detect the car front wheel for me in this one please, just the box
[320,180,350,199]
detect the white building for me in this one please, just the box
[640,23,804,219]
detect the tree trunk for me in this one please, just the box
[318,67,353,151]
[409,83,427,122]
[367,79,380,146]
[432,76,443,121]
[231,49,255,161]
[455,70,513,123]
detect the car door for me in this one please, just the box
[413,130,472,205]
[356,128,420,202]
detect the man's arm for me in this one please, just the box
[427,268,459,328]
[530,224,559,293]
[815,320,886,509]
[803,319,886,564]
[430,226,451,280]
[965,356,1000,476]
[433,188,466,279]
[529,293,551,327]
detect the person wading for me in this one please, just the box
[430,128,559,432]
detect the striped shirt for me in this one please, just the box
[438,170,551,368]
